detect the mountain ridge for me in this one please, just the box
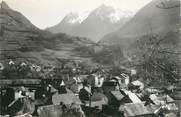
[0,1,96,65]
[47,4,134,42]
[99,0,180,46]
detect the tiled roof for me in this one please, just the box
[111,91,125,101]
[119,102,159,117]
[150,94,175,105]
[91,92,107,102]
[126,91,142,103]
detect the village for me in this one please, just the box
[0,0,180,116]
[0,59,180,117]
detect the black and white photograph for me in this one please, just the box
[0,0,180,116]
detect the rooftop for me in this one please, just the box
[119,102,159,117]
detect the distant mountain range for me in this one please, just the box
[99,0,180,47]
[47,4,134,42]
[0,1,95,64]
[0,0,180,66]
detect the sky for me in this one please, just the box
[3,0,152,29]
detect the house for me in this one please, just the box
[38,100,85,117]
[119,102,160,117]
[102,75,128,97]
[110,91,126,106]
[149,94,179,115]
[110,90,142,106]
[130,80,144,91]
[111,76,128,89]
[123,90,142,103]
[149,94,175,105]
[90,92,108,110]
[102,81,119,102]
[0,86,36,115]
[15,88,36,100]
[120,73,130,86]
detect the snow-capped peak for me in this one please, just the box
[67,18,79,24]
[63,12,79,24]
[109,9,134,23]
[88,4,134,23]
[63,4,134,24]
[77,11,90,23]
[64,11,90,24]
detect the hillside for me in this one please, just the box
[100,0,180,47]
[0,1,95,65]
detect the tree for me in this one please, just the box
[132,32,181,86]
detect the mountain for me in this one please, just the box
[0,1,38,30]
[100,0,180,46]
[0,1,95,65]
[47,4,133,42]
[0,1,42,59]
[46,12,81,34]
